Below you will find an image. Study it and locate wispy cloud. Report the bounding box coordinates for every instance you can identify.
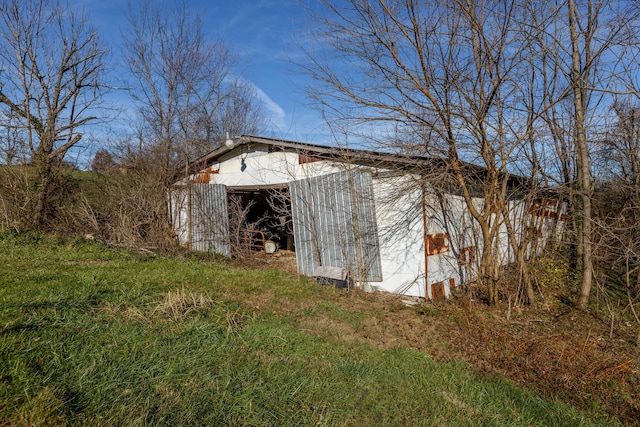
[251,83,287,131]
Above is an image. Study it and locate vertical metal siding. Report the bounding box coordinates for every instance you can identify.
[190,184,230,256]
[170,184,230,256]
[353,169,383,281]
[292,174,317,276]
[290,169,382,281]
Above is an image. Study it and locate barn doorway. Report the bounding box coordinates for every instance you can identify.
[227,185,294,256]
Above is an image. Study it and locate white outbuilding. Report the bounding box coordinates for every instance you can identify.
[170,135,565,299]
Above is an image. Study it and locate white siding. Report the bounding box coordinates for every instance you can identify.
[205,146,344,187]
[372,174,427,296]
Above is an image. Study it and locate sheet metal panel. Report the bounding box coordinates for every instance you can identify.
[191,184,230,255]
[170,184,230,256]
[290,169,382,281]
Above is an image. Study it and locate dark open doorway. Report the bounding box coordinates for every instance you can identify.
[227,186,294,256]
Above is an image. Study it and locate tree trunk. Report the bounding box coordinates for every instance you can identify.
[479,224,499,306]
[32,155,53,229]
[568,0,593,310]
[502,200,535,305]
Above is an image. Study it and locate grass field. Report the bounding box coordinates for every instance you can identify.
[0,232,618,426]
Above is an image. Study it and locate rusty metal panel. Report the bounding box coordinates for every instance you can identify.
[425,232,449,256]
[289,169,382,281]
[431,281,445,300]
[170,184,230,256]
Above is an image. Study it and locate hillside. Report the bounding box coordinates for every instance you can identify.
[0,232,637,426]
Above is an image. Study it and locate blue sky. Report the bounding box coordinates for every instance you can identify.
[79,0,328,143]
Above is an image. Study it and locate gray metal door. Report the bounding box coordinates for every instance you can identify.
[170,184,230,256]
[289,169,382,281]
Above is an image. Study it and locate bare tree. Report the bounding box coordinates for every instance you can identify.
[0,0,108,228]
[301,0,640,306]
[116,0,265,248]
[568,0,595,309]
[122,0,264,187]
[528,0,640,308]
[301,0,545,304]
[594,100,640,299]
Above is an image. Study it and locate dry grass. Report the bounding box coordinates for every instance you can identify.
[94,289,216,323]
[152,288,215,320]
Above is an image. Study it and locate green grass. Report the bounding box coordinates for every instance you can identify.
[0,232,616,426]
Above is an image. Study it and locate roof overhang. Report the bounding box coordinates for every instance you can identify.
[182,134,532,193]
[188,135,441,174]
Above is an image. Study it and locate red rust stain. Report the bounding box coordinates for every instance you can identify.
[426,233,449,256]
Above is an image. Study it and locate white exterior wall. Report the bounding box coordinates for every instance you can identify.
[203,145,344,186]
[425,193,477,298]
[372,174,427,297]
[370,176,487,299]
[169,190,189,245]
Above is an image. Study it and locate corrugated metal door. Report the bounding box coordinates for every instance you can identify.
[190,184,230,255]
[170,184,230,256]
[289,169,382,281]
